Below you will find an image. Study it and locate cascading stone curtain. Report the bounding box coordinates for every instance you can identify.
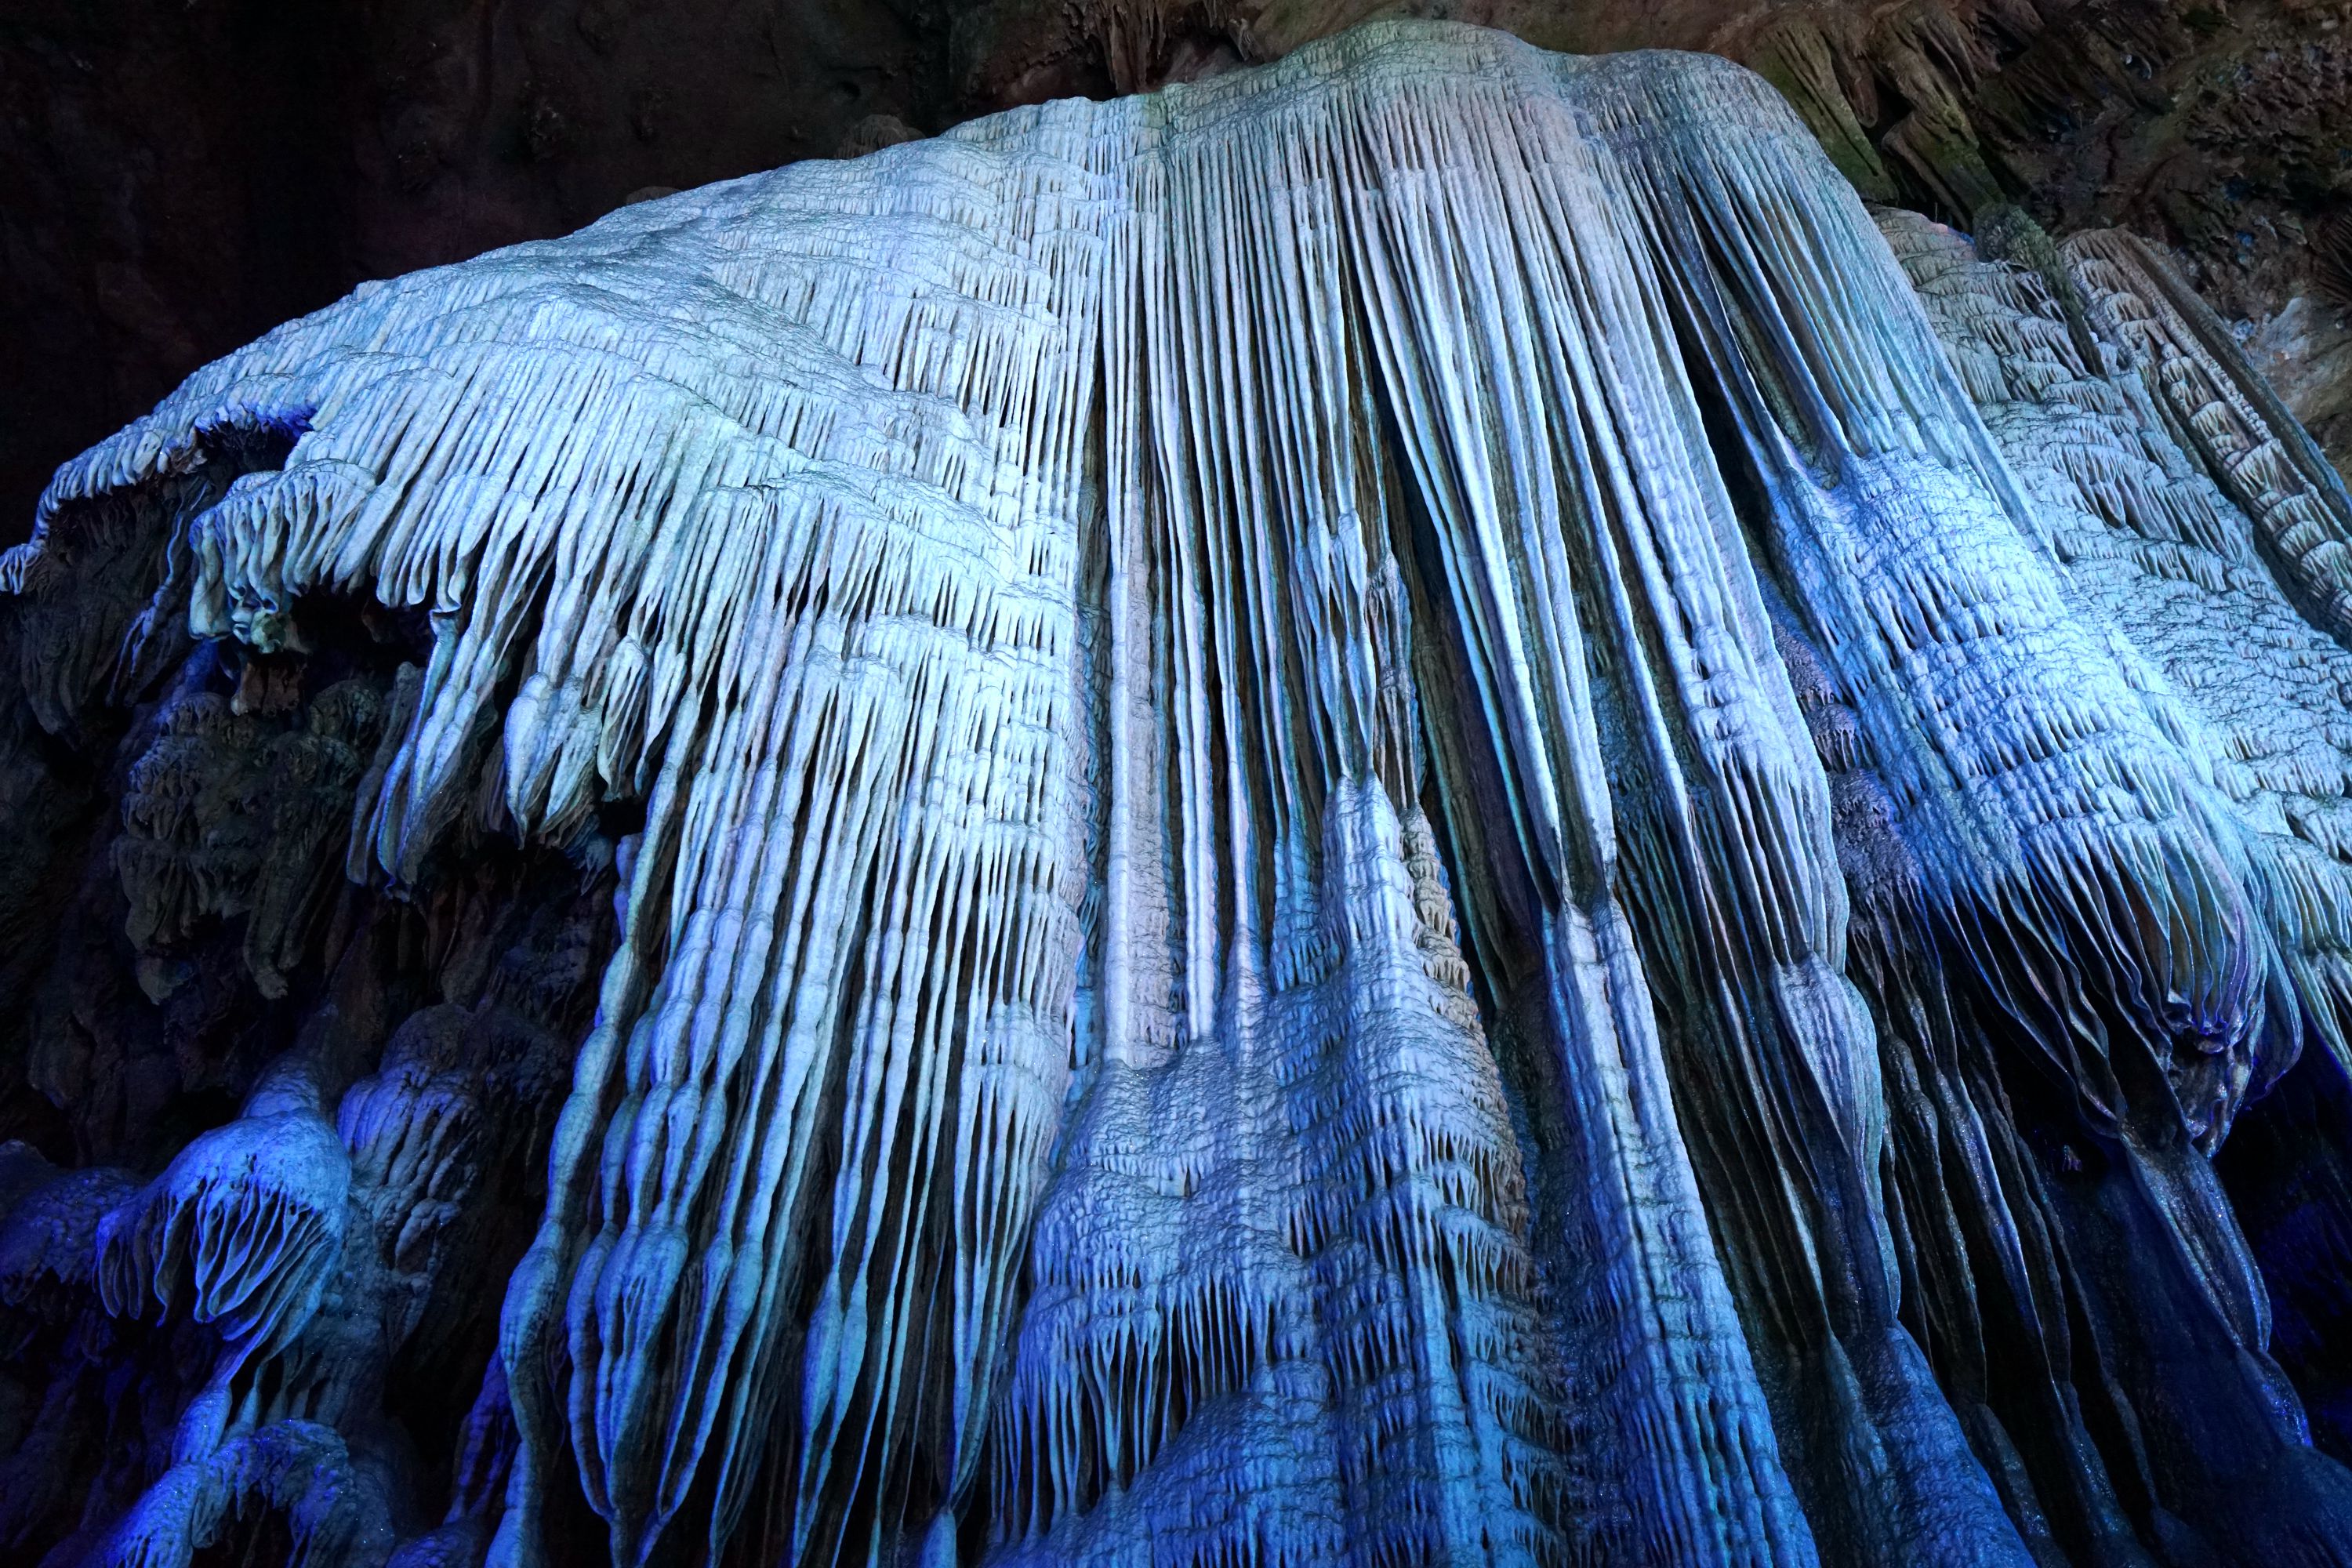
[8,19,2352,1568]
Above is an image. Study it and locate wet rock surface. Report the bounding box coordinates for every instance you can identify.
[6,21,2352,1566]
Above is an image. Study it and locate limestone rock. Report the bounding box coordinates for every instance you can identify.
[2,20,2352,1568]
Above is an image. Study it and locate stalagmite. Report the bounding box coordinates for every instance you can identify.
[3,16,2352,1568]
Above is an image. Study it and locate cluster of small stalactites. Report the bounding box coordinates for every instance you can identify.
[1886,205,2352,1134]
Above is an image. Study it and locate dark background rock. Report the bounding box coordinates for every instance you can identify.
[0,0,953,542]
[5,0,2347,540]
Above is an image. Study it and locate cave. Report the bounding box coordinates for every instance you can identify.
[2,5,2351,1567]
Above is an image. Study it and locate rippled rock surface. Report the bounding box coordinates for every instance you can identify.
[3,20,2352,1568]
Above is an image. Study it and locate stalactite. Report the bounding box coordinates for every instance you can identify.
[3,18,2352,1568]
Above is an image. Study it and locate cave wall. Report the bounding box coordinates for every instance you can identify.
[6,0,2348,544]
[5,7,2352,1568]
[6,20,2352,1565]
[0,0,949,545]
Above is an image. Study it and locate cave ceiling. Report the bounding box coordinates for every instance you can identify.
[3,0,2347,538]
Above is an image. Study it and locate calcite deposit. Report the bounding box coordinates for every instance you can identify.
[2,20,2351,1568]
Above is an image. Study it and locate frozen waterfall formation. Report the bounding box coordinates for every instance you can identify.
[5,18,2352,1568]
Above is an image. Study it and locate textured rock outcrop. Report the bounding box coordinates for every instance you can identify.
[3,19,2352,1568]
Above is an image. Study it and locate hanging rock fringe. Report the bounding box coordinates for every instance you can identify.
[9,18,2352,1568]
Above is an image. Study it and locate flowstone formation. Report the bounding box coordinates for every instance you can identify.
[5,18,2352,1567]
